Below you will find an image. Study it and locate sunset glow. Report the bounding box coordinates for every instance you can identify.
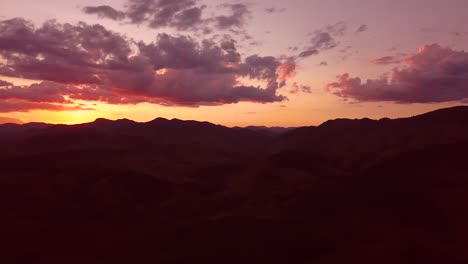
[0,0,467,126]
[3,2,468,261]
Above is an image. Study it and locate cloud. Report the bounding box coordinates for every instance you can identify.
[0,18,132,84]
[311,32,338,49]
[0,18,296,111]
[0,100,92,113]
[265,7,286,14]
[0,80,12,86]
[356,24,368,33]
[137,34,241,72]
[302,85,312,93]
[298,49,318,58]
[277,59,297,84]
[0,116,23,124]
[326,21,347,36]
[0,81,79,103]
[213,3,250,30]
[290,82,312,94]
[298,22,347,58]
[0,80,96,112]
[83,5,126,20]
[326,44,468,103]
[319,61,328,66]
[82,0,250,32]
[126,0,199,26]
[106,0,205,30]
[371,56,402,65]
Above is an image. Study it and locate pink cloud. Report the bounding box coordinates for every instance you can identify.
[0,18,299,112]
[371,56,402,65]
[327,44,468,103]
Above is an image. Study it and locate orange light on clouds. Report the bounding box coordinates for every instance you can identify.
[225,63,237,68]
[277,61,296,81]
[0,75,41,86]
[418,46,426,53]
[155,68,169,75]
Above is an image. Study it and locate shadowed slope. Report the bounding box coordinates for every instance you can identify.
[1,106,468,263]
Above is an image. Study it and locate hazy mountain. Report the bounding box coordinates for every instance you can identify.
[2,106,468,263]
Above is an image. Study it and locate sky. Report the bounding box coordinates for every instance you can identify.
[1,0,468,126]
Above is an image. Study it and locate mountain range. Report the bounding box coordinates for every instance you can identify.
[2,106,468,263]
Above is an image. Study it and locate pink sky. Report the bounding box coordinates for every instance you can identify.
[1,0,468,126]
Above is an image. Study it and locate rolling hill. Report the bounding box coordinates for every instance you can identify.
[1,106,468,263]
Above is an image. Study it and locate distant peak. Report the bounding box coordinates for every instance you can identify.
[115,118,136,124]
[319,117,376,128]
[416,105,468,117]
[148,117,169,123]
[93,118,112,123]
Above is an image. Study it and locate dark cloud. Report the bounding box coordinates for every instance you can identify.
[319,61,328,66]
[302,85,312,93]
[214,3,250,30]
[371,56,402,65]
[311,32,338,50]
[170,6,206,30]
[329,22,347,35]
[290,82,312,94]
[0,18,132,84]
[0,81,99,112]
[238,55,288,91]
[356,24,368,33]
[116,0,204,30]
[327,44,468,103]
[265,7,286,14]
[0,80,13,87]
[0,18,296,111]
[249,41,261,46]
[83,0,250,32]
[0,81,78,103]
[298,22,347,58]
[83,5,126,20]
[137,34,241,72]
[298,49,318,58]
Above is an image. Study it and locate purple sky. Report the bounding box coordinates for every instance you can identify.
[1,0,468,126]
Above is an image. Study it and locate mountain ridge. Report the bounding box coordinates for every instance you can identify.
[2,105,468,263]
[2,105,467,131]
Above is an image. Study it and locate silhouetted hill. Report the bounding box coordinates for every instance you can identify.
[244,125,295,136]
[2,106,468,263]
[0,117,266,165]
[271,105,468,171]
